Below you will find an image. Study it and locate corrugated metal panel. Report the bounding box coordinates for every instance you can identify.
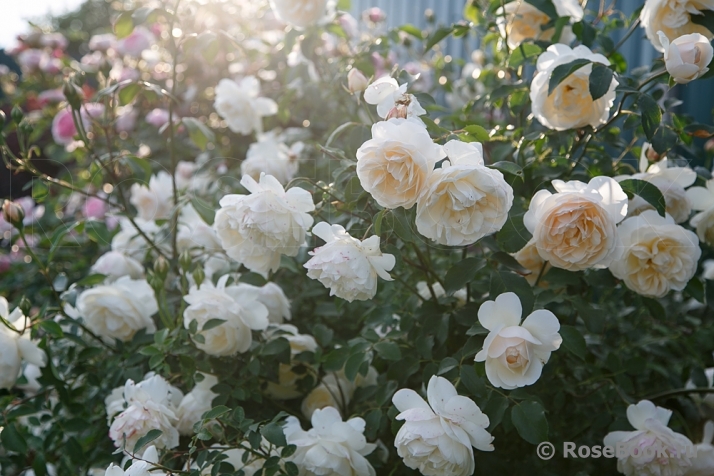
[350,0,713,123]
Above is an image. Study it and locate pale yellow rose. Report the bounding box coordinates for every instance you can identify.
[512,240,551,286]
[687,177,714,245]
[497,0,584,49]
[641,0,714,52]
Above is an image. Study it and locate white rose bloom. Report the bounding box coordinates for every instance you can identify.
[263,324,318,399]
[176,374,219,436]
[475,292,562,389]
[129,171,174,221]
[363,76,427,120]
[0,298,47,390]
[618,146,696,224]
[214,173,315,277]
[687,176,714,245]
[269,0,334,29]
[284,406,377,476]
[183,275,269,356]
[531,44,619,130]
[415,140,514,246]
[659,31,714,83]
[393,376,494,476]
[496,0,584,49]
[103,446,165,476]
[356,119,445,209]
[687,421,714,476]
[512,240,551,286]
[641,0,714,52]
[254,282,291,323]
[304,222,396,302]
[604,400,694,476]
[214,77,277,135]
[91,251,144,282]
[193,444,272,476]
[524,176,628,271]
[704,261,714,280]
[348,68,369,94]
[75,276,158,342]
[241,131,302,185]
[108,375,182,450]
[416,281,468,306]
[111,218,167,260]
[610,210,701,298]
[302,367,378,419]
[177,204,222,254]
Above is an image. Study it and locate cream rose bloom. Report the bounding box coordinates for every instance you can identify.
[183,275,269,356]
[524,176,629,271]
[301,367,378,419]
[416,281,468,306]
[687,175,714,245]
[240,282,292,324]
[659,31,714,83]
[111,218,167,260]
[531,44,619,130]
[687,421,714,476]
[363,76,426,120]
[641,0,714,52]
[0,298,47,390]
[269,0,334,29]
[475,292,562,389]
[415,140,513,246]
[214,173,315,277]
[618,145,696,224]
[176,374,218,436]
[609,210,701,298]
[357,118,444,209]
[604,400,694,476]
[263,324,318,400]
[512,240,551,286]
[304,222,395,302]
[103,446,164,476]
[193,444,273,476]
[393,376,494,476]
[108,375,182,450]
[284,406,377,476]
[75,276,158,342]
[129,171,174,221]
[241,131,302,185]
[176,204,222,255]
[214,77,277,135]
[496,0,584,49]
[90,251,144,282]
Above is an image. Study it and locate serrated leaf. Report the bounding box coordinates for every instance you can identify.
[202,318,226,331]
[636,94,662,141]
[508,43,543,68]
[40,320,64,338]
[525,0,558,18]
[589,63,614,101]
[114,12,134,39]
[511,401,549,444]
[118,83,141,105]
[463,124,490,142]
[497,212,531,253]
[444,258,483,295]
[460,366,487,400]
[374,341,402,361]
[133,429,162,453]
[560,325,587,360]
[1,423,27,453]
[548,59,591,95]
[399,24,423,39]
[182,117,215,151]
[489,161,523,177]
[202,405,230,420]
[437,357,459,375]
[618,178,666,217]
[262,337,290,356]
[261,422,287,447]
[344,352,368,381]
[425,26,454,52]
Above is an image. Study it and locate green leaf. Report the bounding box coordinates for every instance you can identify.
[525,0,558,18]
[131,7,155,25]
[75,274,107,287]
[262,337,291,356]
[437,357,459,375]
[344,352,368,381]
[425,26,454,52]
[463,125,491,142]
[40,320,64,338]
[460,365,487,400]
[190,196,215,225]
[118,83,141,106]
[133,429,162,453]
[489,161,523,177]
[497,212,531,253]
[508,43,543,68]
[589,63,614,101]
[182,117,215,151]
[125,156,153,182]
[32,181,49,202]
[202,405,230,420]
[560,325,587,360]
[114,12,134,39]
[1,423,27,453]
[691,9,714,34]
[489,271,534,318]
[484,393,509,430]
[444,258,483,295]
[618,178,666,217]
[572,20,597,47]
[374,341,402,361]
[202,318,226,331]
[391,209,415,242]
[548,59,591,95]
[399,24,424,39]
[636,94,662,141]
[511,401,549,444]
[261,422,287,447]
[684,278,705,303]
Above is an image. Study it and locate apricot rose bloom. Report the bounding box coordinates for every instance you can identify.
[496,0,584,49]
[640,0,714,52]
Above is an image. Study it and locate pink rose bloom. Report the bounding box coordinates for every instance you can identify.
[40,57,63,75]
[17,49,47,71]
[83,197,106,220]
[38,89,66,106]
[40,33,68,50]
[89,33,116,52]
[116,108,138,133]
[145,108,178,128]
[339,13,359,37]
[364,7,386,23]
[116,27,154,57]
[0,255,11,273]
[51,109,78,145]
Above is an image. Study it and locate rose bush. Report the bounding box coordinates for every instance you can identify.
[1,0,714,475]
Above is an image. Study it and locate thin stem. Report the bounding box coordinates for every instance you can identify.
[609,18,641,57]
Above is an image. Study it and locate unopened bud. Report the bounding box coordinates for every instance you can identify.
[2,200,24,229]
[62,81,83,110]
[347,68,369,94]
[154,255,169,279]
[0,110,6,130]
[179,250,192,272]
[365,7,386,23]
[192,266,205,288]
[11,106,23,124]
[19,122,33,136]
[18,296,32,318]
